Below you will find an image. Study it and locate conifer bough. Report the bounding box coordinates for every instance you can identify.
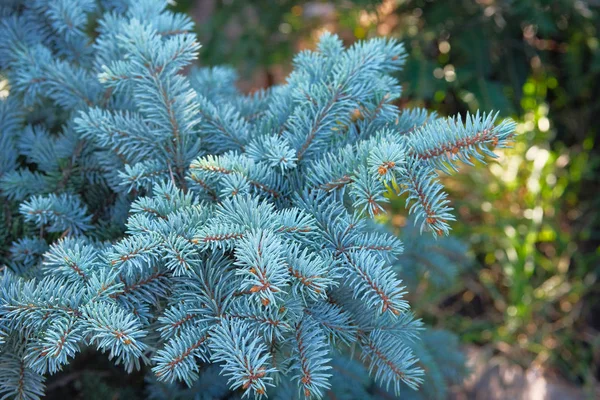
[0,0,516,399]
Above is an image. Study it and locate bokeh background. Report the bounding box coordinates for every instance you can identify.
[170,0,600,397]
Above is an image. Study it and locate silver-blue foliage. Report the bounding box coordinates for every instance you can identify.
[0,0,517,399]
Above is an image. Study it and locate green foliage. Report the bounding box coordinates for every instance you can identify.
[395,1,599,384]
[176,0,376,75]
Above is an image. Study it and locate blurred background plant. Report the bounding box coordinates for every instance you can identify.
[174,0,600,393]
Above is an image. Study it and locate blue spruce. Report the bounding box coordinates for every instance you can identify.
[0,0,516,399]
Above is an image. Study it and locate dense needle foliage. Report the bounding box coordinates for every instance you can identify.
[0,0,516,398]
